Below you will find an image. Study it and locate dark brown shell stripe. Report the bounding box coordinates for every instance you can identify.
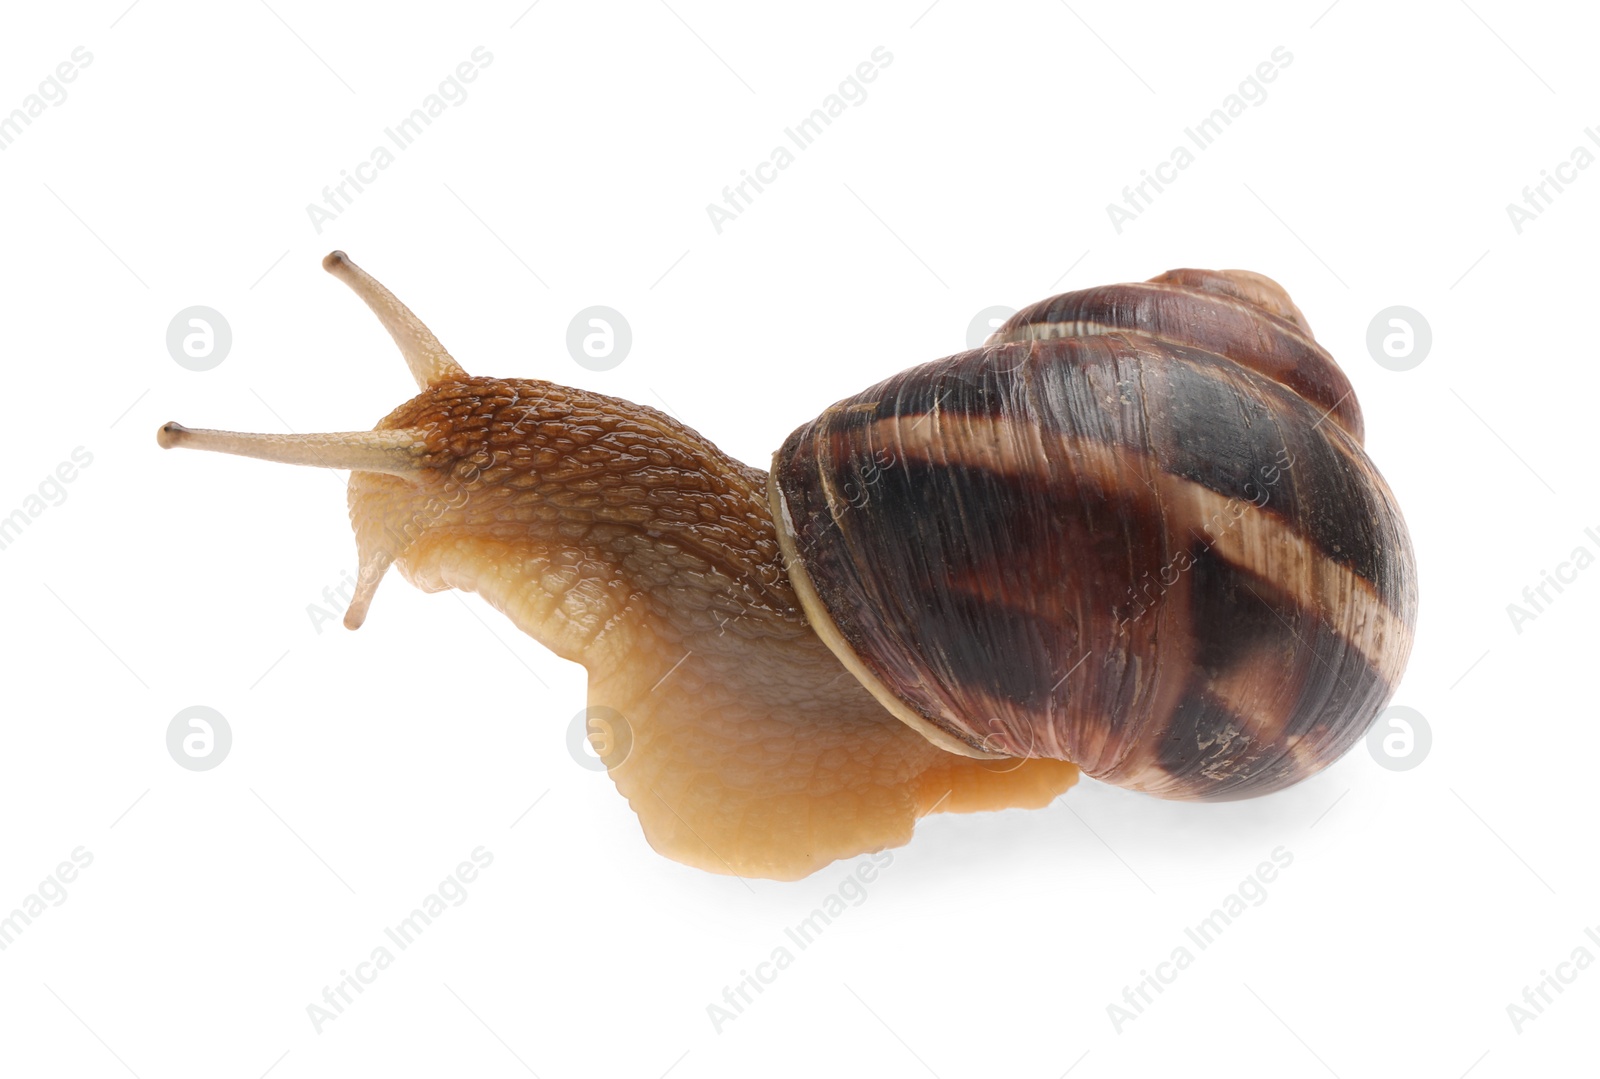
[989,275,1365,443]
[774,322,1417,800]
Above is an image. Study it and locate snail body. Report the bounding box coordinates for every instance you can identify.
[158,255,1415,880]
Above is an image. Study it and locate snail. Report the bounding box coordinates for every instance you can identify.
[157,253,1417,881]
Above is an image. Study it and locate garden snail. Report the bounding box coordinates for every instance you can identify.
[157,253,1416,881]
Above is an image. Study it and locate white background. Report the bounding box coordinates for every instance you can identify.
[1,1,1595,1076]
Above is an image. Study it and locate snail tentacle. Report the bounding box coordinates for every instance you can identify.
[322,249,467,390]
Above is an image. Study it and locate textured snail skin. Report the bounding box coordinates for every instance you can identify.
[772,269,1417,800]
[156,252,1077,882]
[352,376,1077,880]
[156,256,1414,879]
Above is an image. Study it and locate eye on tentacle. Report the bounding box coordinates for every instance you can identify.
[156,250,472,627]
[321,250,468,391]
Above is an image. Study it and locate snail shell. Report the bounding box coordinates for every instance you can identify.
[770,269,1417,799]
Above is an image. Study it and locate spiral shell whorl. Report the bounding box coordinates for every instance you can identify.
[773,270,1416,801]
[988,268,1363,443]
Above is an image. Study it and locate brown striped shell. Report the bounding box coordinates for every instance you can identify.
[768,269,1417,800]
